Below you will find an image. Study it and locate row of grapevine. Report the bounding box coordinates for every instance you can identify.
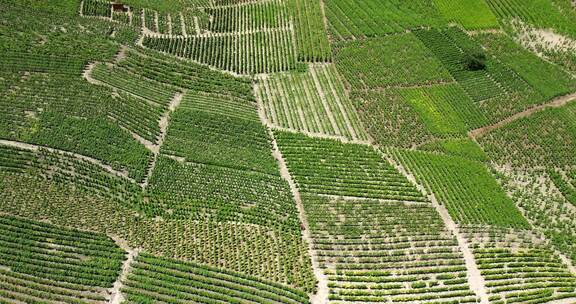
[108,92,164,143]
[502,169,576,267]
[413,28,505,102]
[390,84,489,137]
[287,0,331,62]
[432,0,499,30]
[161,105,278,174]
[205,0,290,33]
[478,102,576,170]
[389,148,530,228]
[0,144,141,203]
[1,52,85,75]
[178,91,258,122]
[91,62,177,108]
[461,226,576,303]
[256,64,368,141]
[143,29,296,74]
[303,194,480,303]
[122,253,310,303]
[548,169,576,207]
[81,0,111,18]
[117,48,254,100]
[1,170,316,292]
[0,71,152,182]
[275,131,425,201]
[485,0,576,38]
[145,156,301,232]
[477,32,576,100]
[323,0,444,41]
[334,33,453,90]
[0,215,125,303]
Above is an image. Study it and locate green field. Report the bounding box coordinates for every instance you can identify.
[2,0,576,302]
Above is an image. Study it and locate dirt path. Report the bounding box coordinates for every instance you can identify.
[83,62,101,85]
[469,92,576,139]
[109,235,139,304]
[270,134,329,304]
[256,92,329,303]
[0,139,133,182]
[141,91,184,188]
[383,152,490,304]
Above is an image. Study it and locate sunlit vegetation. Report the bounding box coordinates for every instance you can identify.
[0,215,125,303]
[122,253,311,303]
[304,194,479,303]
[256,64,368,141]
[389,148,529,228]
[276,131,424,201]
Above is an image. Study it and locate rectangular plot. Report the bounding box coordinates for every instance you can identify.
[276,131,424,201]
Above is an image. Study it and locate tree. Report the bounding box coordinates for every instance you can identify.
[463,51,487,71]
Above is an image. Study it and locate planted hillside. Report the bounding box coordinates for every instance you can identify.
[122,253,311,303]
[304,194,480,303]
[389,149,529,228]
[276,131,424,201]
[0,215,125,303]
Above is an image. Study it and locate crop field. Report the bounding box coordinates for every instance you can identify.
[256,64,367,141]
[3,0,576,303]
[323,0,444,41]
[334,33,453,90]
[276,131,425,201]
[0,215,125,303]
[304,194,480,303]
[122,253,311,303]
[461,226,576,303]
[390,149,529,228]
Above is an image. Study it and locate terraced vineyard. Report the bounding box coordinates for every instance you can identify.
[3,0,576,303]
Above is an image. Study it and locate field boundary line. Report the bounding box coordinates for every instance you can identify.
[469,91,576,139]
[141,91,184,188]
[256,87,329,304]
[382,149,490,304]
[109,235,140,304]
[0,139,134,182]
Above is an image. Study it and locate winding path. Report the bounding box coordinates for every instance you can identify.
[469,92,576,139]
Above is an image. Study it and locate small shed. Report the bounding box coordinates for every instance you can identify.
[112,2,128,12]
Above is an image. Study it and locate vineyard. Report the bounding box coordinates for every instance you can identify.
[256,64,368,141]
[303,194,480,303]
[3,0,576,303]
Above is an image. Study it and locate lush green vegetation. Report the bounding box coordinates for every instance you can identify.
[122,252,311,303]
[304,194,479,303]
[485,0,576,38]
[323,0,445,41]
[476,32,576,99]
[390,149,530,228]
[419,138,489,162]
[0,169,316,292]
[479,102,576,170]
[334,33,453,90]
[143,30,296,75]
[256,64,368,141]
[276,131,425,201]
[288,0,331,62]
[162,106,277,174]
[433,0,499,29]
[0,215,125,303]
